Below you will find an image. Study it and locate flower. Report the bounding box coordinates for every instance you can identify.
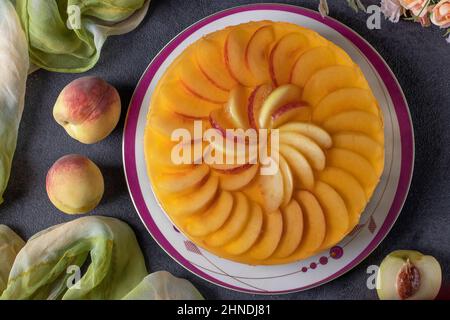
[399,0,429,17]
[430,0,450,28]
[318,0,329,18]
[381,0,404,22]
[418,13,432,26]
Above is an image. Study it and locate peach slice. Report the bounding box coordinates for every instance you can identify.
[314,181,349,250]
[248,84,273,129]
[279,155,294,207]
[225,86,251,129]
[312,88,379,123]
[149,109,198,138]
[271,102,311,128]
[159,81,220,118]
[224,202,263,255]
[209,108,236,138]
[246,25,276,83]
[273,200,304,258]
[195,37,237,90]
[323,111,384,145]
[158,165,210,194]
[333,132,384,175]
[327,42,355,66]
[270,32,309,86]
[278,122,332,149]
[248,210,283,261]
[279,132,326,170]
[258,84,302,129]
[326,148,379,197]
[318,167,367,230]
[178,56,228,103]
[291,46,336,88]
[302,66,368,106]
[294,191,326,256]
[205,192,250,247]
[279,144,314,190]
[225,28,258,86]
[169,175,219,216]
[219,164,259,191]
[255,165,284,212]
[185,190,233,236]
[376,250,442,300]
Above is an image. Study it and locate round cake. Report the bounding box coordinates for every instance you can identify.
[144,21,384,265]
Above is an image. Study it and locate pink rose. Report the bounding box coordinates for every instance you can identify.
[381,0,404,22]
[399,0,429,17]
[430,0,450,28]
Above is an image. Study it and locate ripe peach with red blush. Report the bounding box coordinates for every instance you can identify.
[53,76,121,144]
[46,154,104,214]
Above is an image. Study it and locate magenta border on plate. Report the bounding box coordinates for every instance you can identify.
[123,4,414,294]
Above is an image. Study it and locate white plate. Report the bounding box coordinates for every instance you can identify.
[123,4,414,294]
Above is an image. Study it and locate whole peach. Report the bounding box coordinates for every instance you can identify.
[53,76,121,144]
[46,154,104,214]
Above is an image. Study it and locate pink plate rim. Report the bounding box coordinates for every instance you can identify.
[122,3,414,294]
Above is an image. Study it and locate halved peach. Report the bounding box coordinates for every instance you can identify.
[224,202,263,255]
[333,132,384,175]
[376,250,442,300]
[280,132,326,170]
[326,148,379,197]
[314,181,349,250]
[248,210,283,260]
[218,164,259,191]
[258,84,302,128]
[248,84,273,129]
[195,37,237,90]
[246,25,276,83]
[158,164,210,193]
[270,32,309,86]
[312,88,379,123]
[291,46,336,88]
[302,65,368,106]
[225,28,258,86]
[294,190,326,256]
[322,110,384,144]
[273,200,304,258]
[318,167,367,230]
[278,122,332,149]
[205,192,250,247]
[271,103,311,128]
[279,144,314,190]
[185,190,233,236]
[279,155,294,206]
[169,175,219,216]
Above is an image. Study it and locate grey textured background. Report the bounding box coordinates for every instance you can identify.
[1,0,449,300]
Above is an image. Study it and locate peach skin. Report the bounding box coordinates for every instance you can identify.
[53,76,121,144]
[46,154,104,214]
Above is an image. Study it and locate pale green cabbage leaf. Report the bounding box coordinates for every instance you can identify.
[15,0,150,73]
[123,271,204,300]
[0,225,25,293]
[0,0,29,205]
[0,216,148,300]
[0,216,204,300]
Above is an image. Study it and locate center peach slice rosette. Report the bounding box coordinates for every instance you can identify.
[144,21,384,265]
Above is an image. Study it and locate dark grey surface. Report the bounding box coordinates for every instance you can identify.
[1,0,449,300]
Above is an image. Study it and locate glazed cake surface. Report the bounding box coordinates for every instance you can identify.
[144,21,385,265]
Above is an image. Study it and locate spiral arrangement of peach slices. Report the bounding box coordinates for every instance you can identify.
[144,21,385,265]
